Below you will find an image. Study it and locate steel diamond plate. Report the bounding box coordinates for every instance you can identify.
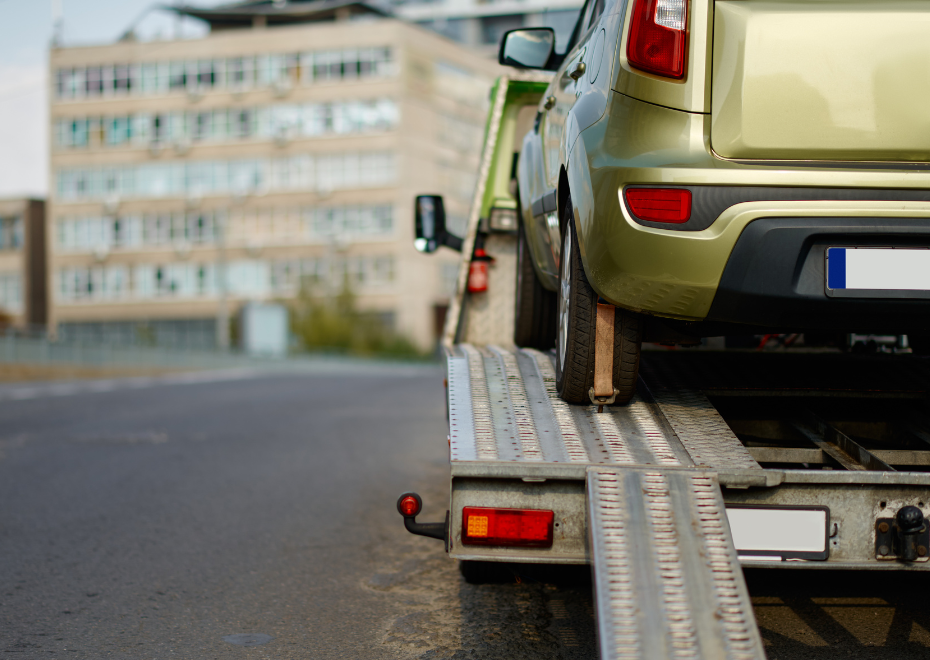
[588,468,765,660]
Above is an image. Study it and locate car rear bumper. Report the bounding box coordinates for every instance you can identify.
[705,217,930,333]
[581,194,930,328]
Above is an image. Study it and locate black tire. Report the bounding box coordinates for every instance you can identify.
[555,196,643,405]
[514,219,557,349]
[909,334,930,355]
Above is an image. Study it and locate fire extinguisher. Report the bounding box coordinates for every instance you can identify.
[468,248,494,293]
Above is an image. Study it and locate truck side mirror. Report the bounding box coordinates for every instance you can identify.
[415,195,462,253]
[499,28,556,70]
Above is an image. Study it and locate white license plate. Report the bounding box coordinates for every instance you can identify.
[827,247,930,292]
[726,506,829,561]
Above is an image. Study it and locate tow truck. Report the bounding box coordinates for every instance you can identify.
[398,75,930,660]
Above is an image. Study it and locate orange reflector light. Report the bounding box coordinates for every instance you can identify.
[399,495,420,517]
[461,507,554,547]
[624,187,692,223]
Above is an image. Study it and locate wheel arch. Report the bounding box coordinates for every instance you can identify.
[557,166,571,235]
[560,135,596,275]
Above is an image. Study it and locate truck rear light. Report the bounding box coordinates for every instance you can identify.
[624,187,691,223]
[627,0,689,79]
[461,507,554,547]
[399,495,421,517]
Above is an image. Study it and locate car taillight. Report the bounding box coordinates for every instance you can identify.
[625,188,692,223]
[627,0,689,79]
[461,507,554,547]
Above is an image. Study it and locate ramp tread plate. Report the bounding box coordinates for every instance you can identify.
[448,344,759,470]
[588,467,765,660]
[640,358,762,470]
[648,388,760,470]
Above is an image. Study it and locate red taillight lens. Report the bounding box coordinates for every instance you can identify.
[627,0,688,79]
[399,495,420,517]
[625,188,692,223]
[461,507,554,547]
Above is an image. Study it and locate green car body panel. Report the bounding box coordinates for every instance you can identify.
[517,0,930,334]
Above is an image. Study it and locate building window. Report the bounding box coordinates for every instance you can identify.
[56,152,395,201]
[197,59,218,88]
[192,112,211,141]
[58,98,398,150]
[227,56,256,87]
[55,47,395,99]
[140,63,165,94]
[280,255,395,294]
[308,51,333,82]
[233,109,253,138]
[358,47,393,78]
[0,216,23,250]
[113,64,133,93]
[169,62,188,91]
[57,213,218,251]
[307,204,393,241]
[57,266,127,302]
[55,119,90,148]
[0,272,22,313]
[106,116,132,146]
[85,66,104,96]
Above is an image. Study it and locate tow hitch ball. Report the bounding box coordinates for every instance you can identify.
[875,506,929,561]
[397,492,449,551]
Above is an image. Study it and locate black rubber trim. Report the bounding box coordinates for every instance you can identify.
[705,217,930,333]
[622,185,930,232]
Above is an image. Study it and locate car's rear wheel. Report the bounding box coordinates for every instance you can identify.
[555,196,642,405]
[514,219,557,349]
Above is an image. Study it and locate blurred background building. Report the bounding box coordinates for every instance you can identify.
[392,0,580,52]
[0,197,47,330]
[48,1,506,351]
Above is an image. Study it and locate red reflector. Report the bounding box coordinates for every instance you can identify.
[461,507,554,547]
[625,188,692,223]
[399,496,420,517]
[627,0,689,79]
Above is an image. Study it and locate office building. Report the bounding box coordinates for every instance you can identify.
[49,4,500,350]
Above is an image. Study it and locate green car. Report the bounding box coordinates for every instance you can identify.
[501,0,930,404]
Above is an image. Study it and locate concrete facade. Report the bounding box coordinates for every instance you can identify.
[0,198,47,328]
[48,18,501,350]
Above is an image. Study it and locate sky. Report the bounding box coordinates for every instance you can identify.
[0,1,211,199]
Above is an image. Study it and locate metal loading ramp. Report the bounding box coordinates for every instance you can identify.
[587,467,765,660]
[447,343,761,472]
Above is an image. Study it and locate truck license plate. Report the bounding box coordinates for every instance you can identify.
[726,506,830,561]
[827,247,930,293]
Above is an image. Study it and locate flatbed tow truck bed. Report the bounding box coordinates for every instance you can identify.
[444,345,930,659]
[401,76,930,660]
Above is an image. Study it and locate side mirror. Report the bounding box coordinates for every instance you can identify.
[499,28,556,70]
[415,195,462,253]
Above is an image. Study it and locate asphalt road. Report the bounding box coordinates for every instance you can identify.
[0,363,928,659]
